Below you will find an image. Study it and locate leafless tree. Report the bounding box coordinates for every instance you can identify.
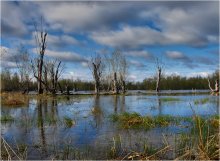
[119,53,128,93]
[33,18,47,94]
[89,55,104,94]
[48,60,64,94]
[208,78,219,94]
[14,45,32,93]
[155,58,163,93]
[42,60,64,94]
[106,50,128,94]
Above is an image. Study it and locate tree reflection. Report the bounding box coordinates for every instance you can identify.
[36,98,47,157]
[91,95,103,129]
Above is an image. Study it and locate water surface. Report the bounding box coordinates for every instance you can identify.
[1,91,219,159]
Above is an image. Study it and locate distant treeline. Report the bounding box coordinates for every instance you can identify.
[1,69,219,92]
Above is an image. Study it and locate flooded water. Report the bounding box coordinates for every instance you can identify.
[1,91,219,159]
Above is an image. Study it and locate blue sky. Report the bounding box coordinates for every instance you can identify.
[1,1,219,82]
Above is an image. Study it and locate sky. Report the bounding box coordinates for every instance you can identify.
[1,1,219,82]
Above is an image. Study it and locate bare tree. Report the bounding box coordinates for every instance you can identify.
[14,45,32,94]
[155,58,163,93]
[48,60,64,94]
[89,55,104,94]
[119,53,128,93]
[42,60,64,94]
[208,78,219,94]
[108,50,128,94]
[33,18,47,94]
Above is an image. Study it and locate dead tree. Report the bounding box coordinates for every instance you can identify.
[113,72,119,94]
[42,60,64,94]
[48,60,63,94]
[89,55,104,94]
[208,79,219,93]
[14,45,32,94]
[33,18,47,94]
[155,58,163,93]
[119,53,127,93]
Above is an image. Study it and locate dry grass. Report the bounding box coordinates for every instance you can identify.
[1,92,28,106]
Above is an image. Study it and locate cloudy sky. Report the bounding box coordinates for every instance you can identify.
[1,1,219,81]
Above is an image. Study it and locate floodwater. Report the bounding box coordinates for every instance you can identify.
[1,91,219,159]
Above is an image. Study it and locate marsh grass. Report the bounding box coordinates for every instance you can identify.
[175,114,219,160]
[194,97,210,105]
[110,112,182,130]
[1,115,14,122]
[1,136,27,160]
[63,116,75,128]
[1,92,28,106]
[159,97,180,102]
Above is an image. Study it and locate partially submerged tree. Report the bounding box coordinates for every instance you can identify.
[208,79,219,94]
[48,60,64,94]
[155,58,163,93]
[105,50,128,94]
[119,53,128,93]
[33,18,47,94]
[89,55,104,94]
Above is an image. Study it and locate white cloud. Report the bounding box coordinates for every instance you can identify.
[47,34,79,47]
[187,72,210,78]
[126,50,153,59]
[0,46,17,68]
[129,60,146,68]
[45,50,87,63]
[165,51,188,60]
[91,26,164,48]
[31,48,87,63]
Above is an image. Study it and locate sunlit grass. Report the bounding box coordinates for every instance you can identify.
[159,97,180,102]
[194,98,210,105]
[1,92,28,106]
[110,112,182,130]
[63,116,75,128]
[1,115,14,122]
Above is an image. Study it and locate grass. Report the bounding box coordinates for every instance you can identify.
[194,98,210,105]
[1,115,14,122]
[1,92,28,106]
[110,112,182,130]
[159,97,180,102]
[63,116,75,128]
[176,115,219,160]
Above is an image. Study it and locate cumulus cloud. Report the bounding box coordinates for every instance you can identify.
[188,72,210,78]
[45,50,87,63]
[165,51,189,60]
[37,2,140,33]
[31,48,87,63]
[0,46,17,68]
[129,60,146,68]
[126,50,153,60]
[1,2,39,37]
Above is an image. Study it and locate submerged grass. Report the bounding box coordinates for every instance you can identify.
[1,115,14,122]
[110,112,182,130]
[194,98,210,105]
[63,116,75,128]
[159,97,180,102]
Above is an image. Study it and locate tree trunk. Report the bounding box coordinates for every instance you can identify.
[208,79,219,93]
[156,69,161,93]
[122,80,126,94]
[113,72,119,94]
[95,81,100,94]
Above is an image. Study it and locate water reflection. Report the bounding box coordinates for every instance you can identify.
[91,95,103,129]
[1,94,219,159]
[37,98,47,156]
